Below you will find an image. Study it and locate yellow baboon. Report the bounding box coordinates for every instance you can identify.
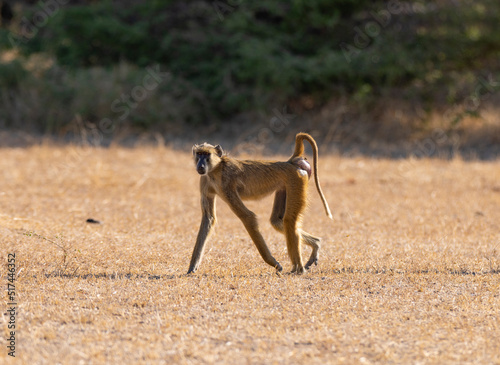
[188,132,332,274]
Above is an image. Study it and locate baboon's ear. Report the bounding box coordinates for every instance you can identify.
[215,145,224,157]
[192,145,198,156]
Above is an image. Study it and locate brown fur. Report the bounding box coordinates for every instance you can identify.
[188,132,332,274]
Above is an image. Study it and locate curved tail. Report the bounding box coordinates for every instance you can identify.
[291,133,333,219]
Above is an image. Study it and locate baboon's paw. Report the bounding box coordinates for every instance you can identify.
[291,265,306,275]
[304,258,318,270]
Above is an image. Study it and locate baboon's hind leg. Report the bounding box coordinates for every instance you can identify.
[270,189,286,231]
[301,231,321,269]
[270,189,321,270]
[282,180,308,274]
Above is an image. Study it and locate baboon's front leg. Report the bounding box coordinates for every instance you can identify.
[224,192,283,272]
[270,190,321,270]
[188,195,216,274]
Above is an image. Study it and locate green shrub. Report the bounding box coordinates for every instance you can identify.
[2,0,499,131]
[0,60,27,88]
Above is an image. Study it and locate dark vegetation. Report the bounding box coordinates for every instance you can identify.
[0,0,499,155]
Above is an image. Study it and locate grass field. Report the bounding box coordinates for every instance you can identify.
[1,143,499,364]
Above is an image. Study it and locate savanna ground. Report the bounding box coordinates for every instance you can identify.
[1,141,499,364]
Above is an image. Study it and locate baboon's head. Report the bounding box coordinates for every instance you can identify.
[192,143,224,175]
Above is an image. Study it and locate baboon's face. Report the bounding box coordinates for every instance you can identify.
[192,143,224,175]
[194,150,211,175]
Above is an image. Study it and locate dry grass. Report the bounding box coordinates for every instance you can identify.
[1,143,499,364]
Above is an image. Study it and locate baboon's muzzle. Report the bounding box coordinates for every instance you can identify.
[196,161,207,175]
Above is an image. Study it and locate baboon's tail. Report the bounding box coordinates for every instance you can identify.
[292,133,333,219]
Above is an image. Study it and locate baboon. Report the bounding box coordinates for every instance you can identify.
[188,132,332,274]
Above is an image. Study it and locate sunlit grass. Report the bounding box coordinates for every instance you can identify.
[1,144,499,364]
